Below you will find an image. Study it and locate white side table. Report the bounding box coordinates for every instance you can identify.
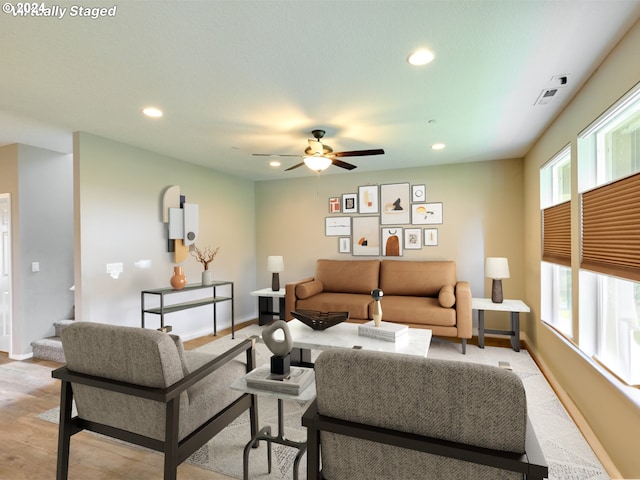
[250,288,285,326]
[231,366,316,480]
[472,298,530,352]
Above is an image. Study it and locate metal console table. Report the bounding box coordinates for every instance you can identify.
[141,281,235,338]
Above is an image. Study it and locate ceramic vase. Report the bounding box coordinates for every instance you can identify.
[372,300,382,327]
[170,265,187,290]
[202,269,213,286]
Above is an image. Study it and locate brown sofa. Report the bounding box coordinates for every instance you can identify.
[285,259,472,353]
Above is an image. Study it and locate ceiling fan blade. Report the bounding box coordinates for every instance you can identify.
[285,162,306,171]
[331,159,358,170]
[252,153,302,157]
[308,139,324,155]
[333,148,385,158]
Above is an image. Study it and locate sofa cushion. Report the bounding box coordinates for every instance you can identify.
[296,280,323,299]
[380,260,456,297]
[438,285,456,308]
[378,296,456,326]
[315,259,380,294]
[297,292,372,320]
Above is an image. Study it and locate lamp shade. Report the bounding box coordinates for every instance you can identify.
[267,256,284,273]
[485,257,510,279]
[303,155,332,172]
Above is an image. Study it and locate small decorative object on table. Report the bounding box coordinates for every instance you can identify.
[358,321,408,342]
[262,320,294,376]
[291,309,349,330]
[170,265,187,290]
[371,288,384,327]
[267,255,285,291]
[191,244,220,286]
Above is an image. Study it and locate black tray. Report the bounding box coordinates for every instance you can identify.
[291,310,349,331]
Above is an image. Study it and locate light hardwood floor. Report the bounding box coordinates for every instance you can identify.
[0,325,249,480]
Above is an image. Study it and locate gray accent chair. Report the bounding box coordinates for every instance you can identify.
[302,349,548,480]
[52,321,258,480]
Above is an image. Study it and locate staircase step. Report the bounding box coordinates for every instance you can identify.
[31,336,66,363]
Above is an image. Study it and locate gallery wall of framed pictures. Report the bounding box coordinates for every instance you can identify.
[326,182,443,256]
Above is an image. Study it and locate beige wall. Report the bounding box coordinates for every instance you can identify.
[255,158,525,333]
[524,18,640,478]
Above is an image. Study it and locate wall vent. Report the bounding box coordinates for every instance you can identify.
[535,88,559,106]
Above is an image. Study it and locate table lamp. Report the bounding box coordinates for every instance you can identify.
[485,257,510,303]
[267,255,284,291]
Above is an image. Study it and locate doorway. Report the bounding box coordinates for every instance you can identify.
[0,194,11,353]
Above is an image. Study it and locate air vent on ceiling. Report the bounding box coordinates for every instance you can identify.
[535,88,558,106]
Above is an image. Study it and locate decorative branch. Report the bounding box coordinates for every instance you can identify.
[190,244,220,270]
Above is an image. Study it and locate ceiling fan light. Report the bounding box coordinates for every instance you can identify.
[303,155,332,172]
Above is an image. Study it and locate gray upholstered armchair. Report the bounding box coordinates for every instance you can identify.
[302,349,548,480]
[52,322,258,480]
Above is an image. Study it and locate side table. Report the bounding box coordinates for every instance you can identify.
[472,298,530,352]
[249,288,285,326]
[230,366,316,480]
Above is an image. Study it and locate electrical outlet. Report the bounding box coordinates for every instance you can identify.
[31,262,40,272]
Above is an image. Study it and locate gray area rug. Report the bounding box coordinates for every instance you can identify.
[39,325,610,479]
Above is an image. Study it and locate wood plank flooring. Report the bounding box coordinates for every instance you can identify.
[0,324,250,480]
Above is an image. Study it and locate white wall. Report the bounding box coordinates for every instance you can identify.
[74,132,256,339]
[0,144,73,357]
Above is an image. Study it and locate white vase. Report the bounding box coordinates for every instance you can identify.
[202,269,213,286]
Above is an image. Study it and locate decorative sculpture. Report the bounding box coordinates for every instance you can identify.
[371,288,384,327]
[262,320,294,376]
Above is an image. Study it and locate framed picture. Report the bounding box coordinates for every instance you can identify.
[382,228,403,256]
[412,202,443,225]
[412,184,426,202]
[358,185,379,214]
[424,228,438,246]
[380,183,410,224]
[329,197,341,213]
[338,237,351,253]
[325,216,351,236]
[352,216,380,256]
[342,193,358,213]
[404,228,422,249]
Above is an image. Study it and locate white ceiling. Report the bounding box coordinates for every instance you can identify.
[1,0,639,181]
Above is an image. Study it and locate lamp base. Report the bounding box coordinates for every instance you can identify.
[271,272,280,291]
[491,279,504,303]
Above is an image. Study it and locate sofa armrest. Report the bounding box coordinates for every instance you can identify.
[455,281,472,339]
[285,277,315,320]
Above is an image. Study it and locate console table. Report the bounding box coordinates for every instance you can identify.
[249,288,285,325]
[472,298,530,352]
[141,281,235,338]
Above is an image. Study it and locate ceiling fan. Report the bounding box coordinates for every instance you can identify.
[252,129,385,172]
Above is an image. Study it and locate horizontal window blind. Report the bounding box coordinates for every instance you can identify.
[542,200,571,266]
[581,171,640,282]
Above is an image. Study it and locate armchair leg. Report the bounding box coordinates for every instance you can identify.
[461,338,467,354]
[164,397,180,480]
[56,381,74,480]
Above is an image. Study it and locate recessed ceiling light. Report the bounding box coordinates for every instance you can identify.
[269,160,281,167]
[407,49,434,66]
[142,107,163,118]
[431,143,446,150]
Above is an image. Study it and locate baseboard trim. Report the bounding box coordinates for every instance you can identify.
[523,336,622,479]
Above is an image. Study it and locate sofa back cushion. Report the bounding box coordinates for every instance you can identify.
[315,259,380,294]
[380,260,456,297]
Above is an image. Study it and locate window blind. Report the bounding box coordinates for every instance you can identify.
[581,171,640,282]
[542,200,571,266]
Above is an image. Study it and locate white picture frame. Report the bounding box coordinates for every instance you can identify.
[412,202,443,225]
[352,216,380,256]
[404,228,422,249]
[412,184,426,202]
[358,185,379,214]
[339,237,351,253]
[380,183,410,225]
[342,193,358,213]
[382,227,403,256]
[424,228,438,246]
[325,216,351,236]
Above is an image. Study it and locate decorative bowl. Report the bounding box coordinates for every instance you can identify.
[291,310,349,331]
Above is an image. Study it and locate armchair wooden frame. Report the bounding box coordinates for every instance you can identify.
[302,400,548,480]
[52,337,259,480]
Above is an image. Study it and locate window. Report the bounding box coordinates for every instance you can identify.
[540,147,572,337]
[577,82,640,386]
